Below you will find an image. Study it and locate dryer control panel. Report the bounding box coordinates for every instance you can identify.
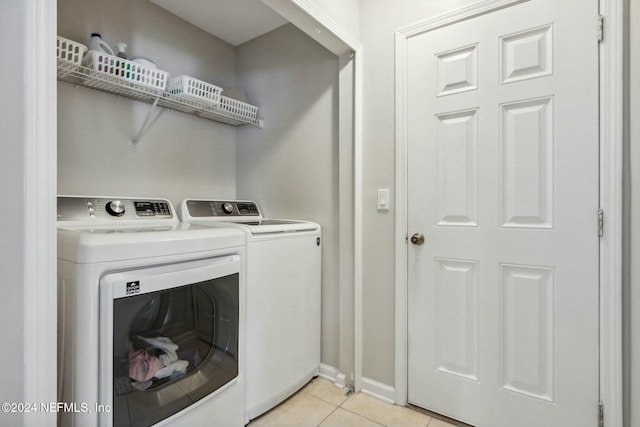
[57,196,174,221]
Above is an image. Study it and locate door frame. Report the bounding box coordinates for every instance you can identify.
[394,1,624,426]
[18,0,58,425]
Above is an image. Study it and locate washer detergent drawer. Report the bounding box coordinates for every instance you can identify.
[99,256,240,427]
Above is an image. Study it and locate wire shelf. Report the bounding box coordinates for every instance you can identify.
[57,62,261,128]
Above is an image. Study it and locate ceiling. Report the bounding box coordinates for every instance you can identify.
[151,0,288,47]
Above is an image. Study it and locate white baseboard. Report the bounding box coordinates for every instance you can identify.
[318,363,346,388]
[360,377,396,404]
[335,372,347,388]
[318,365,396,405]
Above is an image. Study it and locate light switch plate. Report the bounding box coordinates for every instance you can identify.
[377,189,390,210]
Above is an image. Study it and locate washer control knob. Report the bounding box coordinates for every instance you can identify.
[222,202,234,214]
[106,200,126,217]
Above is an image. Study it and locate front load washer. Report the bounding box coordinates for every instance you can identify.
[178,199,321,422]
[57,196,246,427]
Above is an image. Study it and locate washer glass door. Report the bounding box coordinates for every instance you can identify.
[99,256,240,427]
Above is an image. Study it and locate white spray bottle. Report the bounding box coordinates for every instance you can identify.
[115,42,127,59]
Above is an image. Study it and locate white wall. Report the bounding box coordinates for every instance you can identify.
[58,0,239,207]
[359,0,481,386]
[235,24,341,369]
[0,1,27,423]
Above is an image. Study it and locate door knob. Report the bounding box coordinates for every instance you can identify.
[410,233,425,245]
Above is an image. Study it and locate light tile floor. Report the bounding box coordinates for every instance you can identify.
[248,377,458,427]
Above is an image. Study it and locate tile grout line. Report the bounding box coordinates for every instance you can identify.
[303,392,351,408]
[337,406,388,427]
[306,379,435,427]
[267,378,441,427]
[311,388,354,426]
[337,392,435,427]
[313,388,390,427]
[314,404,341,427]
[299,383,352,427]
[338,392,386,426]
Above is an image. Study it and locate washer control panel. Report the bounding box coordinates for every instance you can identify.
[184,200,261,219]
[57,196,173,221]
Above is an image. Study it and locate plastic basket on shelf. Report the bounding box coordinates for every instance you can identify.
[218,96,259,124]
[56,36,87,78]
[166,75,223,107]
[82,51,169,93]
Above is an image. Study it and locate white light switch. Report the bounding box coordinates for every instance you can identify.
[377,189,390,210]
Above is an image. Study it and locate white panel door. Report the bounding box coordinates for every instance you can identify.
[406,1,600,426]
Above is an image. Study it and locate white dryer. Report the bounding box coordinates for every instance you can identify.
[179,199,321,422]
[57,196,246,427]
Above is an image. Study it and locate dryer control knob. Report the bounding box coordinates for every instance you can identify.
[106,200,126,217]
[222,202,234,214]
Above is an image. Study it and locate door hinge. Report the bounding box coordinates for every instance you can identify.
[598,209,604,237]
[598,15,604,43]
[599,401,604,427]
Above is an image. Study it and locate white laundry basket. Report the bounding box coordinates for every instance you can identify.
[83,50,169,94]
[218,96,259,124]
[56,36,87,78]
[166,75,223,107]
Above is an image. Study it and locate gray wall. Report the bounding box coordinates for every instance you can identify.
[58,0,237,86]
[236,24,341,369]
[58,0,238,207]
[0,1,27,423]
[359,0,481,386]
[58,0,344,376]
